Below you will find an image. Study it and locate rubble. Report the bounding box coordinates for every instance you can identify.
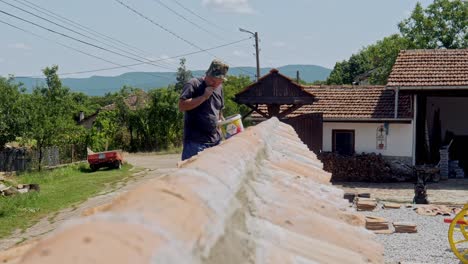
[414,205,453,216]
[0,182,39,196]
[393,222,417,233]
[356,197,378,211]
[365,216,392,234]
[383,202,402,209]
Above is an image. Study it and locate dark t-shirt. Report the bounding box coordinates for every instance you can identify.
[180,77,224,144]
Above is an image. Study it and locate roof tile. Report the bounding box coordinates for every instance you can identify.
[387,49,468,88]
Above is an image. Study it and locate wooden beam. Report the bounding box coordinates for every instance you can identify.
[277,104,304,119]
[236,97,315,105]
[267,104,280,117]
[242,108,255,120]
[246,104,269,119]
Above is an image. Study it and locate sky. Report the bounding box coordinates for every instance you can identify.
[0,0,434,78]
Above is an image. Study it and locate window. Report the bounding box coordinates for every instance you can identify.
[332,130,355,156]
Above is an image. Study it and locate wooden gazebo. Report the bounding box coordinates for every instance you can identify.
[235,69,323,153]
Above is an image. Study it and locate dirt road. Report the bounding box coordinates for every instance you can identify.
[0,153,180,251]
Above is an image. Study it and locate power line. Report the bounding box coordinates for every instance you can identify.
[114,0,256,76]
[0,0,176,71]
[0,9,181,76]
[149,0,227,41]
[16,0,148,56]
[0,18,171,80]
[33,37,253,77]
[170,0,230,33]
[115,0,207,52]
[12,0,179,69]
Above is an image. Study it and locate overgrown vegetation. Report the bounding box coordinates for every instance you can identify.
[0,163,135,238]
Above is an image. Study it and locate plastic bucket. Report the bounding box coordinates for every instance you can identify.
[218,114,244,139]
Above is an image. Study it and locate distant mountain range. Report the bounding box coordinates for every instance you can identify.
[13,65,331,96]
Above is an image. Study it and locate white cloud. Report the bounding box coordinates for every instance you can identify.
[203,0,254,14]
[272,41,286,48]
[8,43,32,50]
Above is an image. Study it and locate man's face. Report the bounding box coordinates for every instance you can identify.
[205,76,224,88]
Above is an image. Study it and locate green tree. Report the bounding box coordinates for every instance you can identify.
[326,35,411,85]
[174,58,193,92]
[24,65,78,170]
[399,0,468,49]
[222,75,253,117]
[147,88,184,150]
[88,110,120,152]
[0,76,26,149]
[366,35,412,84]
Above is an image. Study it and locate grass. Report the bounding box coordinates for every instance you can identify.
[0,163,136,239]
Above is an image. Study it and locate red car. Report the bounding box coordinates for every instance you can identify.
[87,151,123,171]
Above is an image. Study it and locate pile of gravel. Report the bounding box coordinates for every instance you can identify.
[357,206,459,264]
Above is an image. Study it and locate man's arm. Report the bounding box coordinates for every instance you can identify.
[178,96,207,112]
[219,110,224,121]
[178,86,215,112]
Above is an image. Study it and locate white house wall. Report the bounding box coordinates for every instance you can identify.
[322,122,413,157]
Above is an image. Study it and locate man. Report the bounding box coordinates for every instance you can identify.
[178,59,229,160]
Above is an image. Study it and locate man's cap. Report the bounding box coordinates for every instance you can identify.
[206,59,229,80]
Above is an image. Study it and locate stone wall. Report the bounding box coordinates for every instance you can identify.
[1,118,383,264]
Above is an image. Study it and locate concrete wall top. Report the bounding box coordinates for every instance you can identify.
[2,118,383,264]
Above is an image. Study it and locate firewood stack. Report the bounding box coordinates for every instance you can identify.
[318,152,407,182]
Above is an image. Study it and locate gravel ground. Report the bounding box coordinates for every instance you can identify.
[357,206,461,264]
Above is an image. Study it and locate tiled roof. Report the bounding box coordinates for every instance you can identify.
[101,92,149,111]
[387,49,468,88]
[252,86,412,120]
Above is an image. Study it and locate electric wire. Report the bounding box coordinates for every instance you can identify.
[149,0,227,41]
[0,9,181,75]
[0,0,177,71]
[0,18,171,80]
[114,0,256,76]
[12,0,179,69]
[12,36,252,78]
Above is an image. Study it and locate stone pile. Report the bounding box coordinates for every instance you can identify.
[0,183,39,196]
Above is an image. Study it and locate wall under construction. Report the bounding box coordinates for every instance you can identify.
[1,118,383,264]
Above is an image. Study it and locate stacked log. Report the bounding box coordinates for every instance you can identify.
[318,152,410,182]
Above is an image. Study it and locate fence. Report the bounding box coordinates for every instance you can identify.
[0,145,87,172]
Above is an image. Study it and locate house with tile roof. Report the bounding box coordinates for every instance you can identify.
[236,49,468,175]
[78,91,149,129]
[387,49,468,177]
[236,69,414,166]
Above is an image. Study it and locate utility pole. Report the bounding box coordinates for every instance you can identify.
[239,28,260,81]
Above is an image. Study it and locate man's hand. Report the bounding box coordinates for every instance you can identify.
[179,86,216,112]
[203,86,215,100]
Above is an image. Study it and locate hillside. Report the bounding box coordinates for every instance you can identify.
[13,65,331,96]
